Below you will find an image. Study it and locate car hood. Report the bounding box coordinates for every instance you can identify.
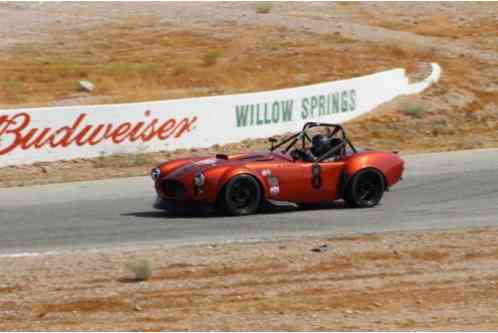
[166,151,290,179]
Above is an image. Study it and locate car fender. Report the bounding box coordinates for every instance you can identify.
[209,166,270,203]
[342,151,404,191]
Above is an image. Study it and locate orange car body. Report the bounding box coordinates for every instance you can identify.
[153,149,404,207]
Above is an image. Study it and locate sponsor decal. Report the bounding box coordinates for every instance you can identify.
[235,89,357,128]
[261,169,272,177]
[0,111,197,155]
[236,99,294,127]
[267,175,280,196]
[301,89,356,119]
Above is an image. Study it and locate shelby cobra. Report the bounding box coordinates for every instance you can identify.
[151,122,404,216]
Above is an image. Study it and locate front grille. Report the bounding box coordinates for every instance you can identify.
[162,180,187,199]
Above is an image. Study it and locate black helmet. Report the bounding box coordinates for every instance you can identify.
[311,134,331,157]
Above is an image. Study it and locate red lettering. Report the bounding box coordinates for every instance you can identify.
[0,110,197,156]
[111,123,132,143]
[0,113,31,155]
[174,116,197,138]
[87,124,113,146]
[157,119,176,140]
[52,114,86,147]
[20,128,51,149]
[140,119,160,142]
[127,122,145,142]
[72,125,93,146]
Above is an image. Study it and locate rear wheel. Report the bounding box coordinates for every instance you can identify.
[345,168,385,208]
[221,175,262,216]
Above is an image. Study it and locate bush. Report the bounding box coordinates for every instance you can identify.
[255,3,273,14]
[401,104,427,119]
[127,259,152,281]
[172,64,189,76]
[201,50,222,67]
[3,80,25,102]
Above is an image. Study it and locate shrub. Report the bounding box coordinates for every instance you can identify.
[401,103,427,119]
[201,50,222,67]
[172,64,189,76]
[127,259,152,281]
[131,153,155,167]
[255,2,273,14]
[3,80,25,102]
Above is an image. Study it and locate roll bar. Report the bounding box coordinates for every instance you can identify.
[269,122,357,161]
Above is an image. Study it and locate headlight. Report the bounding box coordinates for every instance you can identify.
[194,173,205,187]
[151,167,161,180]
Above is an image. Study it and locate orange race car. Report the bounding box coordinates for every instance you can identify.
[151,122,404,216]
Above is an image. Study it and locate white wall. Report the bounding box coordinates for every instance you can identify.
[0,63,440,167]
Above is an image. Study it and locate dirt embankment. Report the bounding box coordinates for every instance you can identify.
[0,2,496,187]
[1,228,498,331]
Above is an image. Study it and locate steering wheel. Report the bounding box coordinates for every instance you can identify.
[290,148,304,161]
[290,148,315,162]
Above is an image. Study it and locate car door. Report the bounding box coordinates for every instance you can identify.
[270,162,313,203]
[317,160,346,201]
[271,160,344,203]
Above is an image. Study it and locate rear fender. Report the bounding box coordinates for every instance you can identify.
[341,152,404,193]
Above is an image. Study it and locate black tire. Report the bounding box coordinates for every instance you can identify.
[221,175,262,216]
[344,168,385,208]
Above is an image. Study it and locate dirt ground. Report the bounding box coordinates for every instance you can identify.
[1,227,498,331]
[0,2,497,187]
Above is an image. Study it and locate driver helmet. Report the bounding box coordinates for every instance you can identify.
[311,134,331,157]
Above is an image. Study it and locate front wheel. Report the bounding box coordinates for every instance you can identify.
[220,175,262,216]
[344,168,385,208]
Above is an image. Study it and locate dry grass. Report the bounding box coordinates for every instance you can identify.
[93,153,157,169]
[3,228,498,330]
[126,259,153,282]
[368,14,498,44]
[37,297,131,315]
[400,103,427,119]
[201,50,223,67]
[254,2,273,14]
[0,21,430,108]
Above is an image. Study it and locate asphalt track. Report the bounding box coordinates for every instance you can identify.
[1,149,498,255]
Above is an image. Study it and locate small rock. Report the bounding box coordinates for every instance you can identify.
[311,244,329,253]
[79,80,95,93]
[344,309,353,314]
[133,304,142,311]
[373,302,383,307]
[416,299,423,304]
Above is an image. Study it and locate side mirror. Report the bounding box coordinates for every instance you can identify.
[269,137,277,150]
